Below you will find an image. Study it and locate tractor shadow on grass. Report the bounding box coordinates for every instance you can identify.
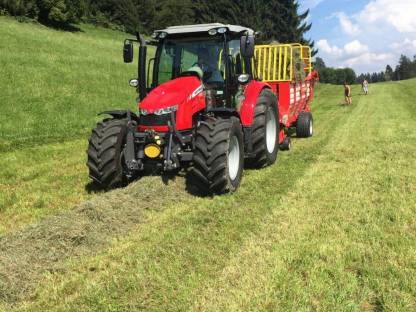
[161,170,183,185]
[184,176,209,197]
[85,182,106,194]
[84,169,185,194]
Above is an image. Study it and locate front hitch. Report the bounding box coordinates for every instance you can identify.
[124,110,142,173]
[164,111,182,171]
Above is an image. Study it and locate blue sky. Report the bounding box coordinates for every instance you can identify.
[299,0,416,74]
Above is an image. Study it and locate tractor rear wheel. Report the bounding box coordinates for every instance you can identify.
[190,117,244,195]
[247,89,279,168]
[86,118,128,189]
[296,112,313,138]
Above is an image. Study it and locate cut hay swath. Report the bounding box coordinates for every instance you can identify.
[0,176,190,307]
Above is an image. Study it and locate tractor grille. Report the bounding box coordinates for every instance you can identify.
[139,113,172,126]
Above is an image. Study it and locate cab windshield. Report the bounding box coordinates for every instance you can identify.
[155,37,226,86]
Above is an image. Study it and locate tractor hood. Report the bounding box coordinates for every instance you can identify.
[139,76,202,112]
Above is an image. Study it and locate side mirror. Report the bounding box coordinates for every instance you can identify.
[123,41,134,63]
[240,35,255,58]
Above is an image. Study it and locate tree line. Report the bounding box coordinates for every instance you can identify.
[313,58,356,84]
[0,0,315,50]
[357,55,416,83]
[314,54,416,85]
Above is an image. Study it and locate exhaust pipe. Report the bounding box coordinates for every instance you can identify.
[136,32,148,101]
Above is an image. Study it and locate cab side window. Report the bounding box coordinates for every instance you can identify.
[228,40,246,76]
[158,45,174,84]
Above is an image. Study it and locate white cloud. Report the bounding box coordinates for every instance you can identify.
[316,39,343,56]
[358,0,416,33]
[344,40,368,57]
[317,39,370,59]
[345,52,393,68]
[391,38,416,51]
[317,39,394,72]
[335,12,360,36]
[318,0,416,72]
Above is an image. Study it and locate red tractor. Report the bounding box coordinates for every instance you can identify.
[87,23,318,194]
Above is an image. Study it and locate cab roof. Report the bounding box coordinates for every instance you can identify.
[155,23,255,36]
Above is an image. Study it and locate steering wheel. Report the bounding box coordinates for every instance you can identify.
[190,62,213,81]
[179,71,201,79]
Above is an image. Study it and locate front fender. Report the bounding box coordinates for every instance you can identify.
[99,110,139,121]
[239,81,270,126]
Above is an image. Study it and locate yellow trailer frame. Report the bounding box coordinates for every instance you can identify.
[253,43,312,82]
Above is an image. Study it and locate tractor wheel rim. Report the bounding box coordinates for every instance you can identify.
[228,135,240,181]
[266,109,277,153]
[309,119,313,135]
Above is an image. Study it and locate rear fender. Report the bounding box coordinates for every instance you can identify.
[239,81,271,126]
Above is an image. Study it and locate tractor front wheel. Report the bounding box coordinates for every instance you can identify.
[86,118,128,189]
[190,117,244,195]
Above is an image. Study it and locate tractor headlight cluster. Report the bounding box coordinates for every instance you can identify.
[208,27,228,36]
[151,31,168,39]
[153,105,178,115]
[139,105,178,116]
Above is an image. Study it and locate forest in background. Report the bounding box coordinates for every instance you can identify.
[0,0,315,50]
[314,55,416,85]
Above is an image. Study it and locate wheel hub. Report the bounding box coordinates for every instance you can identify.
[309,119,313,136]
[266,109,277,153]
[228,135,240,181]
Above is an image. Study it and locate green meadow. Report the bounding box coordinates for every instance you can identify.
[0,16,415,311]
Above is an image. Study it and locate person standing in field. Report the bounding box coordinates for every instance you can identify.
[363,79,369,95]
[344,81,352,105]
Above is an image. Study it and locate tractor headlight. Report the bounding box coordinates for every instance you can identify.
[217,27,227,34]
[140,108,149,116]
[154,105,178,115]
[129,78,139,87]
[238,74,250,84]
[208,28,218,36]
[158,32,168,39]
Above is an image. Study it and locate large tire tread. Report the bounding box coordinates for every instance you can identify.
[247,89,279,168]
[190,117,243,195]
[86,118,127,189]
[296,112,313,138]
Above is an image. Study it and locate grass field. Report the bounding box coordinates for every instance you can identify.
[0,16,149,234]
[1,16,416,311]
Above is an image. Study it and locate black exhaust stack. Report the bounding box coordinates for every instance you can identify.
[136,32,148,101]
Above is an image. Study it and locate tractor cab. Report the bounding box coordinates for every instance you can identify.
[124,23,256,115]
